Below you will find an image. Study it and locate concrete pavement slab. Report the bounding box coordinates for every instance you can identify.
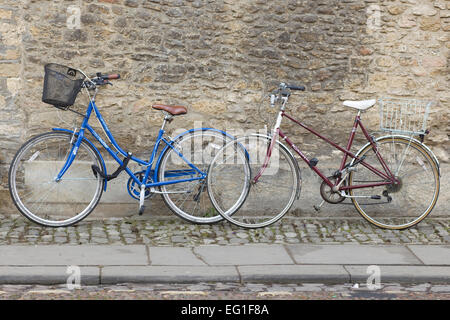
[101,266,239,284]
[345,265,450,284]
[238,265,349,284]
[194,244,294,265]
[0,244,449,285]
[0,267,99,285]
[148,247,205,266]
[0,245,148,266]
[286,244,421,265]
[407,245,450,265]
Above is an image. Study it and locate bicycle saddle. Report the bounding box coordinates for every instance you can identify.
[152,104,187,115]
[343,99,376,110]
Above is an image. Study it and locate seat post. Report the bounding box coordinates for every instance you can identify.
[160,111,172,131]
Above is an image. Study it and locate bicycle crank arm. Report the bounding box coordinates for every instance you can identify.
[139,186,146,215]
[149,188,192,194]
[313,200,325,212]
[339,192,382,199]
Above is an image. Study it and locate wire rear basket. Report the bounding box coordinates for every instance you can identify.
[378,97,434,136]
[42,63,85,110]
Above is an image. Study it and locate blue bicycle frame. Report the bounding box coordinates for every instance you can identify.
[52,100,224,192]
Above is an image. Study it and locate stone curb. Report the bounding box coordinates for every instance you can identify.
[0,267,100,285]
[0,244,449,285]
[1,265,450,285]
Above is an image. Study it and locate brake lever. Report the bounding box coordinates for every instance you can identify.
[94,79,112,86]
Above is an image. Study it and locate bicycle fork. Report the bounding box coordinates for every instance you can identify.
[55,128,84,182]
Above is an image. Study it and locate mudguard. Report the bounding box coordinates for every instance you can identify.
[351,134,441,177]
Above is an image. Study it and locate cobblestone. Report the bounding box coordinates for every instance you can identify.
[0,215,448,246]
[0,282,449,300]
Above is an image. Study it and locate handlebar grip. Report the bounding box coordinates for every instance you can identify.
[106,74,120,80]
[286,84,305,91]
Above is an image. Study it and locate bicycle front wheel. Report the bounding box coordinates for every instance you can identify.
[348,136,440,230]
[207,135,300,229]
[8,131,104,227]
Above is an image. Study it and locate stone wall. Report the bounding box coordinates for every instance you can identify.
[0,0,26,209]
[0,0,448,213]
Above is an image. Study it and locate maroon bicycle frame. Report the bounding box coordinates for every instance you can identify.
[254,111,399,191]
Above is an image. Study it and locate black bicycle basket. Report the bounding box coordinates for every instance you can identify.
[42,63,85,109]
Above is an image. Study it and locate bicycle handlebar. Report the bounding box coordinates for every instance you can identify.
[83,72,121,89]
[270,82,306,108]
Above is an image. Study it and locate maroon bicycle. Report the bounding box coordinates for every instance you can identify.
[207,83,440,229]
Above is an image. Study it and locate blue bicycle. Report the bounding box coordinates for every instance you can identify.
[8,64,234,227]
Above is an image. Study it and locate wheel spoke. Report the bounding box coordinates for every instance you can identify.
[9,132,103,227]
[349,137,439,229]
[207,135,298,229]
[158,131,233,224]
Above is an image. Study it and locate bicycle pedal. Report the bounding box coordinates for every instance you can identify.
[371,195,381,200]
[309,158,319,168]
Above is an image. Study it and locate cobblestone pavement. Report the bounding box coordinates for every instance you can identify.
[0,282,449,300]
[0,214,448,246]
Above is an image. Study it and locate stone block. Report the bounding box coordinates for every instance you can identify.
[0,9,12,20]
[419,16,441,31]
[0,64,20,77]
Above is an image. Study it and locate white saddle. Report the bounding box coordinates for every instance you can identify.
[343,99,376,110]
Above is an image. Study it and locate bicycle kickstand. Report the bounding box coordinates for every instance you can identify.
[138,185,146,215]
[313,200,325,212]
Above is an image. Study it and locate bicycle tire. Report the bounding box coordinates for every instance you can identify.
[207,134,300,229]
[348,136,440,230]
[9,131,104,227]
[157,129,234,224]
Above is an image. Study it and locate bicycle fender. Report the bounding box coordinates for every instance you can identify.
[153,128,236,181]
[52,128,108,191]
[392,135,441,177]
[352,134,441,177]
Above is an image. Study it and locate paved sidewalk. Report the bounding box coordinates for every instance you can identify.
[1,214,449,285]
[0,243,449,285]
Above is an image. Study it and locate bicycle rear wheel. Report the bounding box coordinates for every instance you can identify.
[348,136,440,230]
[157,129,233,224]
[207,135,300,229]
[9,131,104,227]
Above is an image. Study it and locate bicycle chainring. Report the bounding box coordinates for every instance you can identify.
[127,170,154,201]
[320,176,346,204]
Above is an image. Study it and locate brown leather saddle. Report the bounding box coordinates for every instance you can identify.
[152,104,187,116]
